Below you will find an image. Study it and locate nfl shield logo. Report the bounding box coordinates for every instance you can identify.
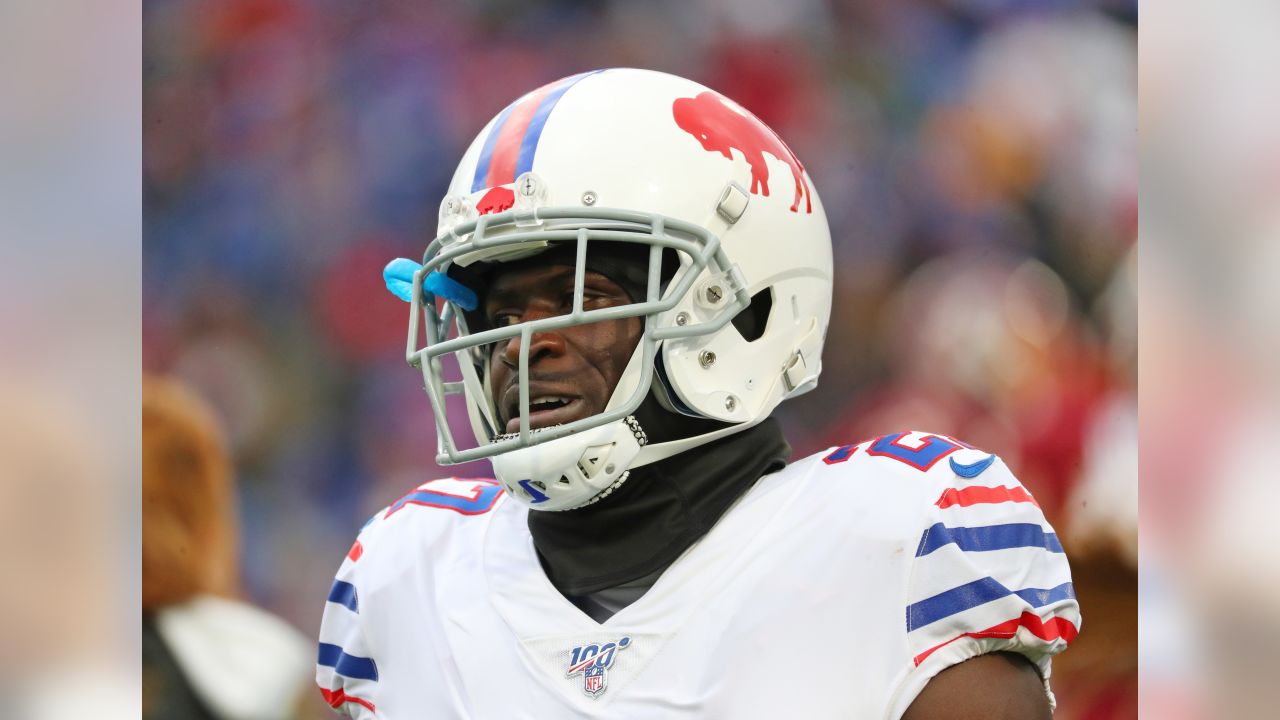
[566,636,632,698]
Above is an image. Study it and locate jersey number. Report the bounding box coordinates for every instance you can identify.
[384,478,504,517]
[824,432,963,471]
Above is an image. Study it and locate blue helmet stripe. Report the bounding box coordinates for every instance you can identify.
[471,102,518,193]
[514,70,605,180]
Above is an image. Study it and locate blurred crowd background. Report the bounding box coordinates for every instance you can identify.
[143,0,1137,717]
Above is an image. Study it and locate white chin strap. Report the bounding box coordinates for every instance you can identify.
[490,342,766,511]
[492,408,765,512]
[630,413,766,467]
[491,415,647,511]
[491,338,649,511]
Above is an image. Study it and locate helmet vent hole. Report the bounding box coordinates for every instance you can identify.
[558,475,572,486]
[577,444,613,477]
[731,288,773,343]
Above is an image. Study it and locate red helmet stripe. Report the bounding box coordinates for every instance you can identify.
[470,70,604,193]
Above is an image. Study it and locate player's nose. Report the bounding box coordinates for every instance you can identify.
[499,314,567,369]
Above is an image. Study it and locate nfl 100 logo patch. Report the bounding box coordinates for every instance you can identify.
[566,636,631,697]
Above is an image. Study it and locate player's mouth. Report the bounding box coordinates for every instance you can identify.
[503,394,586,433]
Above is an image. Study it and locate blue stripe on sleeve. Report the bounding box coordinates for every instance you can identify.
[318,642,379,681]
[915,522,1063,557]
[327,580,359,614]
[1013,582,1077,608]
[514,70,604,179]
[908,579,1075,630]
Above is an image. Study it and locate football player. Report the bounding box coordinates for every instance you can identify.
[317,69,1079,719]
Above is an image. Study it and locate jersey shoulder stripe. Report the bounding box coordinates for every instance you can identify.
[317,597,379,717]
[886,445,1080,719]
[315,476,507,717]
[327,580,359,614]
[907,577,1076,630]
[915,522,1064,557]
[318,642,379,682]
[912,610,1081,666]
[319,688,375,714]
[935,484,1039,508]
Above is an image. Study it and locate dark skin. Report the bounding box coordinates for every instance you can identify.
[485,264,1053,719]
[903,652,1052,720]
[485,264,642,434]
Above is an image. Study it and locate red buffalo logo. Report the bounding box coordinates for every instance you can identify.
[476,185,515,215]
[672,92,811,214]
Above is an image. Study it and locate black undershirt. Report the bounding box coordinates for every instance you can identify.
[527,415,791,616]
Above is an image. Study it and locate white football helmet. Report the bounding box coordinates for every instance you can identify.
[403,68,832,511]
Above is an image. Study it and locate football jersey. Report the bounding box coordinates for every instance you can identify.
[316,431,1080,719]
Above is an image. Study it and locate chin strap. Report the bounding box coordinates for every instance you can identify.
[630,413,768,469]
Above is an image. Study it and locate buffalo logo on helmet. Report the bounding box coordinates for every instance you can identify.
[566,636,631,697]
[672,91,812,214]
[476,185,515,216]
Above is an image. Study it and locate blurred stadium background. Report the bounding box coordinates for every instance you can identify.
[143,0,1137,717]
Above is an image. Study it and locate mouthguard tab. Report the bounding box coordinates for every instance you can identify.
[383,257,479,311]
[383,258,423,303]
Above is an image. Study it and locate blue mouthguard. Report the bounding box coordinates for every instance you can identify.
[382,258,478,311]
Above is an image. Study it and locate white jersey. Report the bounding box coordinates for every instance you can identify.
[316,431,1080,719]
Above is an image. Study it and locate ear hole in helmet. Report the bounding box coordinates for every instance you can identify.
[731,288,773,343]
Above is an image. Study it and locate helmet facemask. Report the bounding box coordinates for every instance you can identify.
[407,203,751,510]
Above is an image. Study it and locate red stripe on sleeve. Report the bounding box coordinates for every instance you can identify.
[321,687,376,712]
[484,84,555,188]
[935,485,1040,509]
[913,611,1078,666]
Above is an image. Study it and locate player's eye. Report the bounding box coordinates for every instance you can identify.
[581,291,611,308]
[556,289,610,311]
[490,313,520,328]
[580,283,625,307]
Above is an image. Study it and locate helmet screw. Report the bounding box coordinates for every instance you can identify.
[675,312,689,326]
[519,175,538,197]
[581,191,597,206]
[705,285,724,303]
[699,350,716,368]
[604,463,616,474]
[725,395,737,412]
